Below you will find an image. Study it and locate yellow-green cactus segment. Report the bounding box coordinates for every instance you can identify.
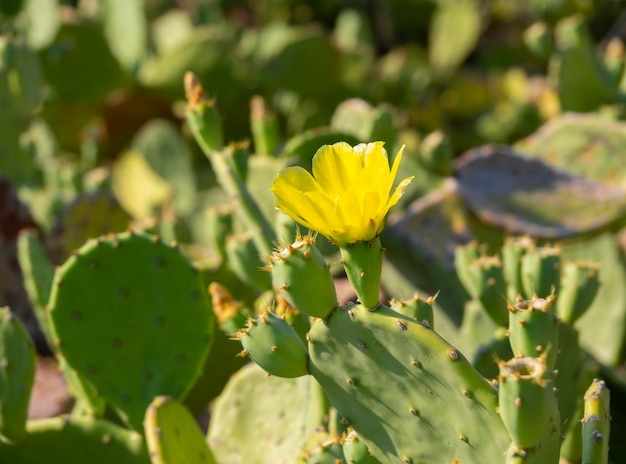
[581,379,611,464]
[298,433,345,464]
[343,430,381,464]
[464,254,508,326]
[270,235,337,319]
[339,238,384,309]
[308,303,509,463]
[238,310,309,378]
[520,245,561,299]
[144,396,217,464]
[501,236,533,301]
[389,292,436,329]
[556,260,600,324]
[507,295,558,369]
[498,356,557,449]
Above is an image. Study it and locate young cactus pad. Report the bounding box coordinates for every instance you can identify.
[507,295,558,369]
[498,356,557,449]
[47,231,214,431]
[270,235,337,319]
[144,396,217,464]
[582,379,611,464]
[308,303,510,463]
[238,310,309,378]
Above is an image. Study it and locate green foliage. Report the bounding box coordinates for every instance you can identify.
[2,1,626,463]
[429,0,482,80]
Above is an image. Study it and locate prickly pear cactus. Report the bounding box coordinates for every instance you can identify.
[515,113,626,185]
[308,303,510,463]
[238,309,309,378]
[208,362,327,464]
[0,307,36,443]
[581,379,611,464]
[17,228,106,417]
[454,145,626,238]
[47,231,214,431]
[144,396,216,464]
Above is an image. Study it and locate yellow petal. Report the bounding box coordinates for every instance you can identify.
[360,189,382,225]
[388,145,406,193]
[383,176,414,217]
[271,166,322,196]
[336,189,363,230]
[272,166,339,232]
[312,142,361,198]
[357,142,389,175]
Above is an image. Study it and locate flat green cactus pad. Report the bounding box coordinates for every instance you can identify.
[208,363,326,464]
[0,416,149,463]
[144,396,216,464]
[48,231,214,431]
[516,113,626,185]
[308,304,510,464]
[454,145,626,238]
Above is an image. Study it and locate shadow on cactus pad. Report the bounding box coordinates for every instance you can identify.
[454,145,626,239]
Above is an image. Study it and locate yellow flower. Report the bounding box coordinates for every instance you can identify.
[271,141,413,245]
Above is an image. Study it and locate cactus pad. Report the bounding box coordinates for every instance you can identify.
[454,145,626,238]
[0,307,36,443]
[516,113,626,185]
[238,310,309,378]
[308,303,509,463]
[48,231,214,431]
[144,396,216,464]
[208,363,327,464]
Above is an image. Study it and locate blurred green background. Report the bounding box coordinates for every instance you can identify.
[3,0,626,355]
